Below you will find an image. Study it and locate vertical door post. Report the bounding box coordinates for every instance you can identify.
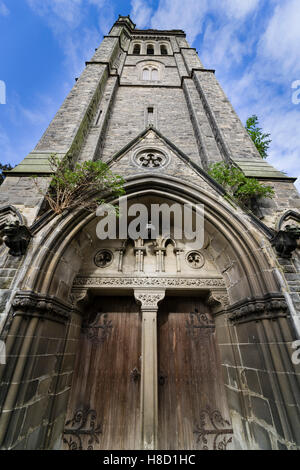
[134,289,165,450]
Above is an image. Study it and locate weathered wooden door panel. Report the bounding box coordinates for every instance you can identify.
[63,296,141,450]
[158,297,233,450]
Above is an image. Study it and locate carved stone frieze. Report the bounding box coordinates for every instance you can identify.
[12,291,73,324]
[72,276,226,289]
[228,293,288,324]
[132,35,171,41]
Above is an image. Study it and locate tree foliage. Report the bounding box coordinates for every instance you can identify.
[245,115,271,159]
[208,162,274,205]
[33,155,125,214]
[0,163,13,185]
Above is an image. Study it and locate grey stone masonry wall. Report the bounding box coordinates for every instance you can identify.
[174,52,189,77]
[35,64,107,153]
[258,181,300,228]
[193,70,261,162]
[181,48,204,73]
[121,63,181,87]
[100,87,200,164]
[183,78,223,168]
[77,76,119,163]
[216,312,300,450]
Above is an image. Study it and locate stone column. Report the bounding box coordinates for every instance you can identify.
[134,289,165,450]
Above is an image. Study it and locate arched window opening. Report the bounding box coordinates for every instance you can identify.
[147,44,154,55]
[142,67,159,81]
[133,44,141,55]
[142,68,150,80]
[160,45,168,55]
[152,68,158,80]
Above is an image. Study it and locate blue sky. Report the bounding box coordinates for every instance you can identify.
[0,0,300,188]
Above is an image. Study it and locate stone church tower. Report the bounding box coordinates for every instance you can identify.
[0,15,299,450]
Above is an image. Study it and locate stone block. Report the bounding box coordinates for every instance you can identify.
[250,422,272,450]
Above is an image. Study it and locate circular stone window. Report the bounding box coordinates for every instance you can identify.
[133,149,169,169]
[186,251,205,269]
[94,249,113,268]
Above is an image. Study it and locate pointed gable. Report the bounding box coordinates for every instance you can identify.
[107,126,226,197]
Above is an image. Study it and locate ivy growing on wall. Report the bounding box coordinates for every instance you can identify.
[208,162,274,206]
[33,154,125,215]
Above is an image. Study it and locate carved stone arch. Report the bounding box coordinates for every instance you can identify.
[14,174,279,302]
[136,60,165,82]
[146,42,156,55]
[161,237,177,249]
[159,42,170,55]
[130,40,142,55]
[2,174,296,450]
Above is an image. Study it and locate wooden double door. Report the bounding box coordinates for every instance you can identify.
[63,295,233,450]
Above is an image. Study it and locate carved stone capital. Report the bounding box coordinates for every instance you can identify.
[134,289,165,310]
[70,289,89,309]
[228,293,288,324]
[206,291,229,314]
[12,291,73,324]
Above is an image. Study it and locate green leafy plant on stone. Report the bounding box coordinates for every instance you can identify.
[32,154,125,215]
[245,115,271,159]
[208,162,274,206]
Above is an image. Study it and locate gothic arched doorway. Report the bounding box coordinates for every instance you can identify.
[62,292,233,450]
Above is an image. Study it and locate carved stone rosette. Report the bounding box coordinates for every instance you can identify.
[12,291,73,324]
[228,293,288,324]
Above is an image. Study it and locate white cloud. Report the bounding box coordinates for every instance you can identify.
[151,0,208,44]
[0,1,9,16]
[26,0,112,78]
[149,0,259,45]
[222,0,259,19]
[201,21,253,71]
[27,0,84,30]
[258,0,300,80]
[131,0,153,28]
